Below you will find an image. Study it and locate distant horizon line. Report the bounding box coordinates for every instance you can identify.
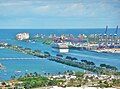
[0,27,119,30]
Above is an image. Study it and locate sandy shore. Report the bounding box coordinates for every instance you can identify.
[33,86,118,89]
[93,48,120,53]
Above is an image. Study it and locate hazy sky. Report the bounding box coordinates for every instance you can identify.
[0,0,120,29]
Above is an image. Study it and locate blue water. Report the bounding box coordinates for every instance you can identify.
[0,28,120,39]
[0,29,120,81]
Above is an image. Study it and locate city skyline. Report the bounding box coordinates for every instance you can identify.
[0,0,120,29]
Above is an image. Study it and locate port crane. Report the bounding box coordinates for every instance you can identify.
[104,25,108,35]
[114,25,118,35]
[114,26,119,46]
[103,26,108,47]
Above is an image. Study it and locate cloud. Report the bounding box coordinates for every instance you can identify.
[60,3,84,16]
[0,0,119,18]
[34,5,50,13]
[82,0,120,18]
[32,2,85,17]
[0,0,119,28]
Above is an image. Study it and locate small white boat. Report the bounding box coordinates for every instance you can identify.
[0,63,5,70]
[25,69,28,72]
[15,70,22,73]
[0,47,4,49]
[31,41,35,43]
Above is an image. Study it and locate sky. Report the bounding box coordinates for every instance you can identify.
[0,0,120,29]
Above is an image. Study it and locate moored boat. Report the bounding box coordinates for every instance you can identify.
[0,63,5,70]
[52,43,69,53]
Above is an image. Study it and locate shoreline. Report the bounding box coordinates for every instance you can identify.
[33,86,118,89]
[92,49,120,54]
[1,72,120,89]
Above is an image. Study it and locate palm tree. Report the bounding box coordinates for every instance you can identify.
[100,64,106,68]
[44,51,50,57]
[34,72,38,77]
[98,80,104,89]
[44,73,47,76]
[25,48,31,51]
[11,76,16,80]
[48,73,50,76]
[72,57,78,60]
[81,60,87,63]
[34,50,41,53]
[58,72,61,75]
[66,56,72,59]
[56,54,63,57]
[24,83,30,89]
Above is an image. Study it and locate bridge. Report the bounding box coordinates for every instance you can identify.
[0,58,44,60]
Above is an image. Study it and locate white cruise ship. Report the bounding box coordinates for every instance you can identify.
[16,32,30,40]
[52,43,69,53]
